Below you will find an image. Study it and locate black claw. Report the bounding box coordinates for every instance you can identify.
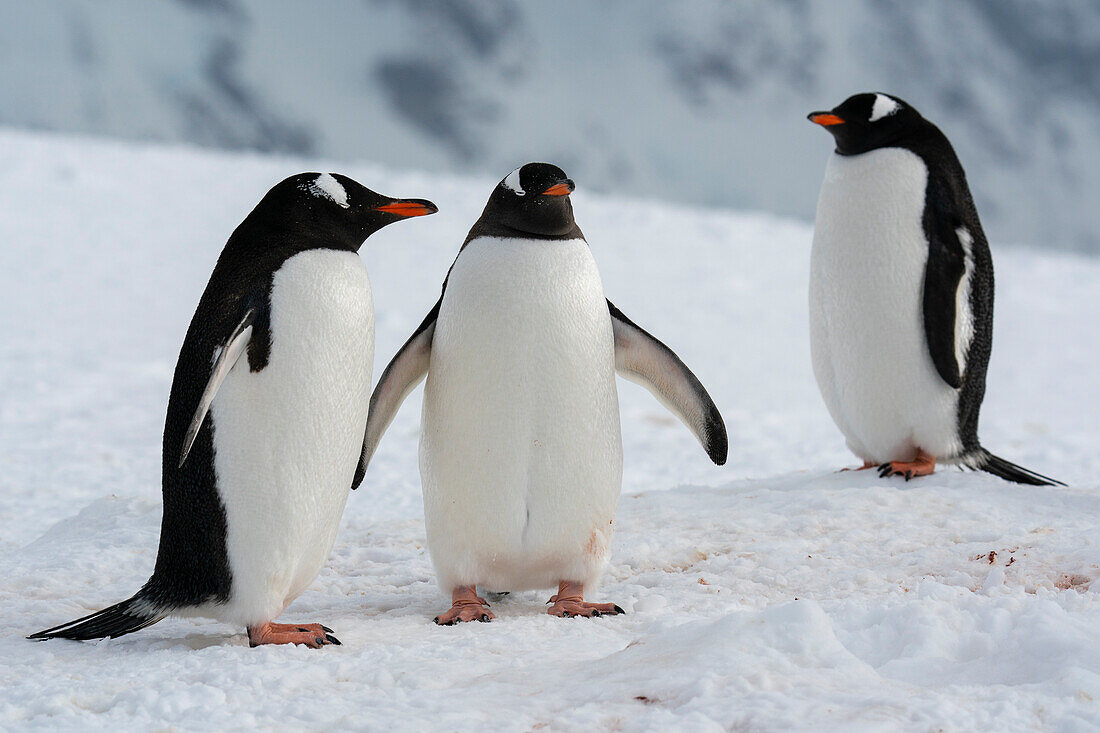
[325,634,342,646]
[591,609,601,617]
[297,627,309,633]
[905,470,913,481]
[321,625,333,633]
[479,614,490,622]
[315,637,324,646]
[562,611,572,618]
[613,605,625,615]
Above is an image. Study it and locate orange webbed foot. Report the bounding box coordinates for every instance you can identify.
[247,621,341,648]
[434,586,495,625]
[878,449,936,481]
[546,582,624,618]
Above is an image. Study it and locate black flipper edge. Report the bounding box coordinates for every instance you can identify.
[607,300,728,465]
[354,299,440,488]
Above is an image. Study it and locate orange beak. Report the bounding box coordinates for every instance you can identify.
[374,199,438,217]
[541,181,574,196]
[809,113,845,127]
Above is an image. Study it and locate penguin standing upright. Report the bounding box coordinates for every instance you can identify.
[29,173,437,647]
[360,163,727,624]
[807,92,1060,485]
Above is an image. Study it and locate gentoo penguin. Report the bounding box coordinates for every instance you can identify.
[359,163,727,624]
[29,173,437,647]
[807,92,1061,485]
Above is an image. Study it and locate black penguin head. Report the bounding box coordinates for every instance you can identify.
[481,163,577,237]
[250,172,437,251]
[808,93,923,155]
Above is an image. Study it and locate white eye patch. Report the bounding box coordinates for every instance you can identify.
[301,173,350,208]
[869,94,900,122]
[502,167,525,196]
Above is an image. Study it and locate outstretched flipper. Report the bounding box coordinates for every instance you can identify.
[353,299,439,487]
[178,307,256,468]
[608,300,727,465]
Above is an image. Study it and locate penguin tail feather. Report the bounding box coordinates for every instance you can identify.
[27,593,165,641]
[966,449,1065,487]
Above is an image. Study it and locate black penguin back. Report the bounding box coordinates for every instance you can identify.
[147,247,280,608]
[904,122,995,453]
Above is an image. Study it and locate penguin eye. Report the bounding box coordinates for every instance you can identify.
[868,94,901,123]
[502,168,525,197]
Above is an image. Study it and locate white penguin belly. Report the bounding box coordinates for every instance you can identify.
[210,249,373,626]
[420,237,622,593]
[809,148,962,462]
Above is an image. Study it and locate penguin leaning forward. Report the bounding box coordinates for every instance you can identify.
[360,163,727,624]
[29,173,437,647]
[807,92,1061,486]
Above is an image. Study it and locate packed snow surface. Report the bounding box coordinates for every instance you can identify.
[1,129,1098,731]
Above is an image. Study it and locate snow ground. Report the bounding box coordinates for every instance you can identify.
[0,127,1098,731]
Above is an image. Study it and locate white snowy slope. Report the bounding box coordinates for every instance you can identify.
[1,128,1098,731]
[2,1,1100,252]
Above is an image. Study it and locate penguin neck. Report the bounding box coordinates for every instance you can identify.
[461,217,585,249]
[226,215,367,260]
[836,118,954,162]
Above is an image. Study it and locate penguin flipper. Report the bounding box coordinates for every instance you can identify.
[178,307,255,468]
[607,300,728,465]
[922,194,969,389]
[354,299,440,487]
